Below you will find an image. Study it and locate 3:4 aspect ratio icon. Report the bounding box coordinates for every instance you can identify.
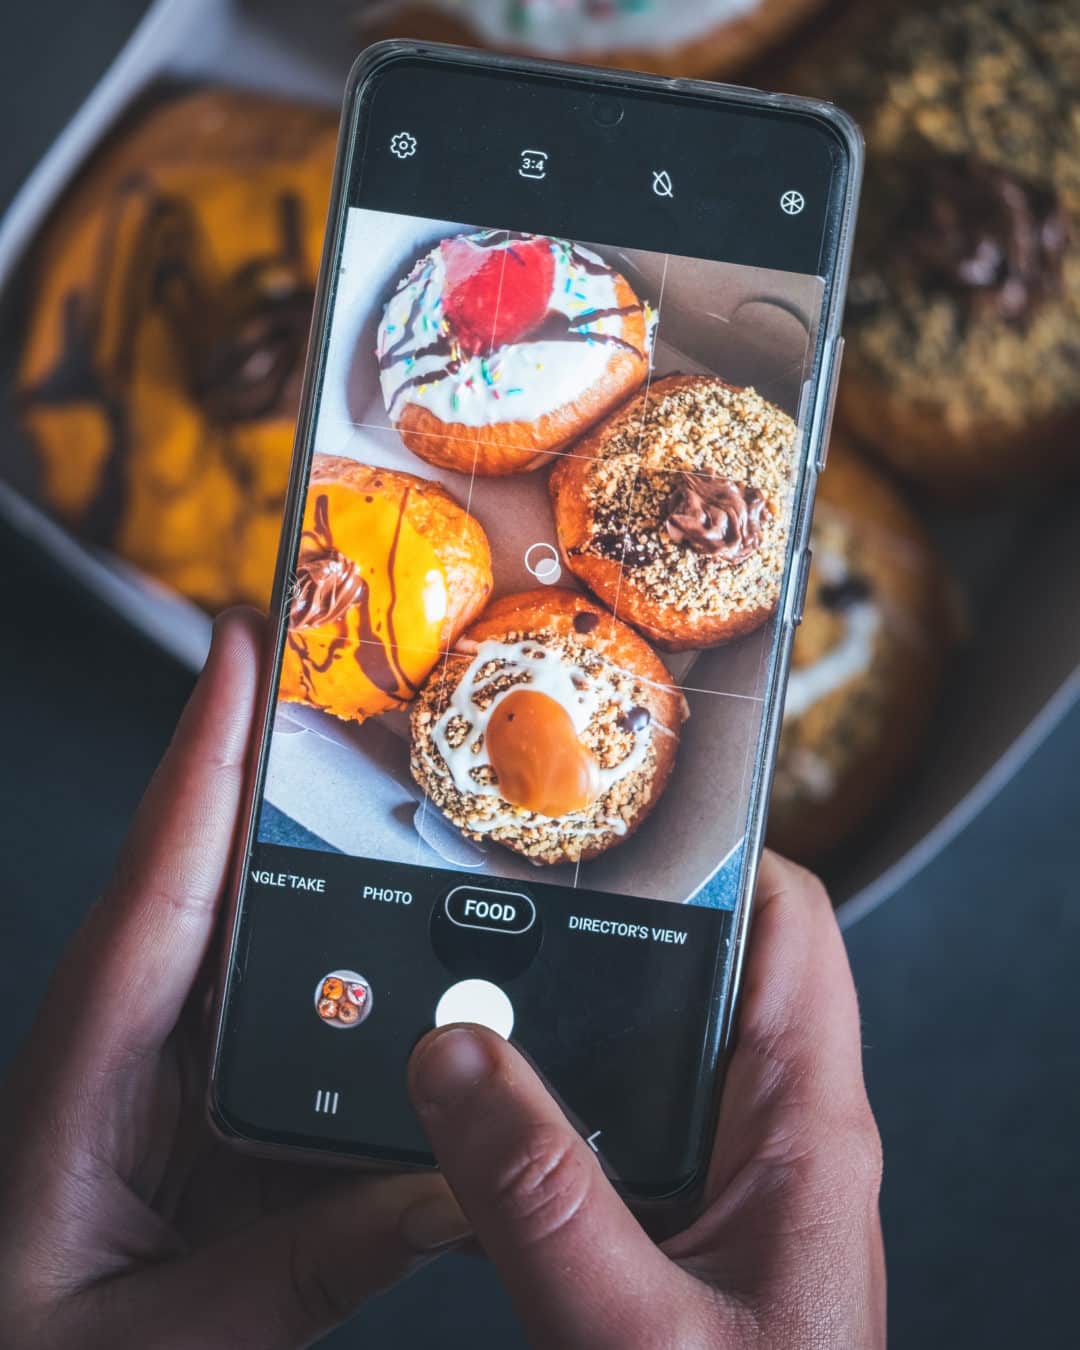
[519,149,548,180]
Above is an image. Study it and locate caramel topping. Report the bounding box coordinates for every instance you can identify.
[662,473,770,563]
[485,689,600,817]
[904,156,1067,326]
[290,548,366,629]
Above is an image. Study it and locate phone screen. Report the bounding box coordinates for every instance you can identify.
[212,50,856,1198]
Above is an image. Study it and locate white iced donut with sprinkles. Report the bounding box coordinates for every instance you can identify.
[356,0,830,80]
[376,230,654,475]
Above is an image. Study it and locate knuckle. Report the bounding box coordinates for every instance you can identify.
[789,1103,883,1206]
[845,1107,884,1194]
[756,855,833,930]
[492,1123,592,1244]
[787,861,830,908]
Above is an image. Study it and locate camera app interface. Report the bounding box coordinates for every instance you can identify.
[221,195,827,1191]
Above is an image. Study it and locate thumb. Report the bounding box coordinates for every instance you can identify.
[408,1026,715,1350]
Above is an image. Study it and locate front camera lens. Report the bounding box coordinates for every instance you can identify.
[591,98,624,128]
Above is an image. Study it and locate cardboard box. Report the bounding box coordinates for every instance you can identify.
[2,0,1077,924]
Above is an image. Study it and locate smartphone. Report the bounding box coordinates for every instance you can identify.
[209,42,861,1204]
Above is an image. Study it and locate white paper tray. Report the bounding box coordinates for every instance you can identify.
[2,0,1077,925]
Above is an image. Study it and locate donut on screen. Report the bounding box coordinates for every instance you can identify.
[377,230,654,475]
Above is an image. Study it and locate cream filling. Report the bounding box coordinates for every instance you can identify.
[428,638,657,838]
[784,603,880,720]
[784,551,881,721]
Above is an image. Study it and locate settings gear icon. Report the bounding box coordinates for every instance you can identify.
[390,130,418,160]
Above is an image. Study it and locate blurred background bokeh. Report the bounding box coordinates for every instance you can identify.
[2,3,1078,1346]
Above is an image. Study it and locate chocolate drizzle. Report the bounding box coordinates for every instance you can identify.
[285,490,419,709]
[291,501,367,630]
[526,308,642,355]
[378,233,647,415]
[618,706,650,734]
[903,155,1067,326]
[819,574,873,612]
[662,473,770,564]
[19,174,315,548]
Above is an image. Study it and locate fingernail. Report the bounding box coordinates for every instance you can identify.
[412,1026,494,1110]
[401,1193,472,1252]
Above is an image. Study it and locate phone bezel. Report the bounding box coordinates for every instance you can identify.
[206,39,863,1206]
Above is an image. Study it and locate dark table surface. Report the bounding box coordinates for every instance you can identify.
[3,6,1079,1347]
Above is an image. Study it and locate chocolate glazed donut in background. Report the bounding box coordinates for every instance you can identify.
[377,231,654,476]
[14,89,337,610]
[772,0,1080,495]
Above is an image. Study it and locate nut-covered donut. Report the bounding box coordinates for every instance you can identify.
[551,374,797,651]
[410,589,687,865]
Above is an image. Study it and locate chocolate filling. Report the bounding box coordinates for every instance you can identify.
[290,549,367,630]
[663,473,770,564]
[903,155,1067,327]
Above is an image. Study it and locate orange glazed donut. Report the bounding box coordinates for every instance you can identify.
[279,456,493,722]
[16,89,336,611]
[377,231,653,476]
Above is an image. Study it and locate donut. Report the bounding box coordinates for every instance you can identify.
[356,0,828,80]
[767,440,951,862]
[279,455,493,722]
[410,588,687,865]
[550,374,796,651]
[320,977,344,1000]
[377,231,653,476]
[335,1000,360,1025]
[15,89,336,609]
[344,981,369,1007]
[778,0,1080,494]
[317,997,340,1021]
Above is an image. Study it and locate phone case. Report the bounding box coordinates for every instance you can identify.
[207,40,863,1204]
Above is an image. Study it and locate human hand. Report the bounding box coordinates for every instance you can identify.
[408,852,885,1349]
[0,610,467,1350]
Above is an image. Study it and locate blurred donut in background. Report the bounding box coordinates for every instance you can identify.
[355,0,829,80]
[768,439,953,863]
[776,0,1080,495]
[16,89,336,611]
